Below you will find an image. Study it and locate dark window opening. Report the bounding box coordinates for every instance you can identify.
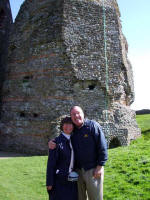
[24,75,33,80]
[10,44,16,51]
[88,84,96,90]
[23,75,33,83]
[20,112,25,117]
[33,113,38,118]
[109,137,121,149]
[0,9,6,28]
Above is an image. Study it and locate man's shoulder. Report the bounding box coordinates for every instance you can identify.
[85,118,100,127]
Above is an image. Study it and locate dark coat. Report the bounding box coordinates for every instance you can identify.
[46,133,78,200]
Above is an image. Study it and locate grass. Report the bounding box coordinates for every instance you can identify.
[104,138,150,200]
[136,114,150,132]
[0,114,150,200]
[0,156,48,200]
[104,114,150,200]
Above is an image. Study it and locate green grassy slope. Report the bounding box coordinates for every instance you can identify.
[104,114,150,200]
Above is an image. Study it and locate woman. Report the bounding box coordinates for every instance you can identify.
[46,116,78,200]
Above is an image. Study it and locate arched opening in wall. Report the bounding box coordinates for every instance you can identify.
[0,9,6,29]
[109,137,121,149]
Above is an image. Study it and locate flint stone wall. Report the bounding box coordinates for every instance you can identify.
[0,0,140,154]
[0,0,12,117]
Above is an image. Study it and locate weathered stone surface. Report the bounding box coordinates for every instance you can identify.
[0,0,12,117]
[0,0,140,154]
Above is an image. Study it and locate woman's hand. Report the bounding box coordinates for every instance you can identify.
[48,139,56,149]
[47,186,52,190]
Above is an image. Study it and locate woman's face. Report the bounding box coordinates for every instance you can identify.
[63,123,74,135]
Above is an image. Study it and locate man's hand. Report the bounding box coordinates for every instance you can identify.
[47,186,52,191]
[93,166,103,179]
[48,139,56,149]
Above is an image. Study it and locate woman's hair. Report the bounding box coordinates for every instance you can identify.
[60,116,73,131]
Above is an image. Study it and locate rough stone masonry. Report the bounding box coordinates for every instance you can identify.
[0,0,141,154]
[0,0,12,117]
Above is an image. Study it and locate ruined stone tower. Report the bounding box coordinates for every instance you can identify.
[0,0,140,154]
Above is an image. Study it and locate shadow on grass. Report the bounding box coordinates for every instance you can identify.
[0,151,46,159]
[142,130,150,140]
[0,151,27,159]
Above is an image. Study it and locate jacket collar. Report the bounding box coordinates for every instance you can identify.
[60,132,70,142]
[61,132,71,140]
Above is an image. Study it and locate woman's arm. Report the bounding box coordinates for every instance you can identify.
[46,146,58,189]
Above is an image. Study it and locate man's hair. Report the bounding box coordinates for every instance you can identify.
[60,116,73,131]
[70,105,84,114]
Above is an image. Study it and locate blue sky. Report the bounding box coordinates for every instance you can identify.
[117,0,150,110]
[9,0,150,110]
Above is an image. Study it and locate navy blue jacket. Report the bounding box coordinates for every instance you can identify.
[46,133,72,186]
[71,119,108,170]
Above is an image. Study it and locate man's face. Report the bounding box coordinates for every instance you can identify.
[70,106,84,127]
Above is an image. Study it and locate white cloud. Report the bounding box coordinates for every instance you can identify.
[129,51,150,110]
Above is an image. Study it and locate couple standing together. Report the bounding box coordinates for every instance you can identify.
[46,106,108,200]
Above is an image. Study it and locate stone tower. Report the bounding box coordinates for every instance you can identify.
[0,0,12,118]
[0,0,140,154]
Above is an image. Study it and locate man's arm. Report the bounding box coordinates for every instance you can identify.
[92,121,108,178]
[48,139,56,149]
[92,121,108,166]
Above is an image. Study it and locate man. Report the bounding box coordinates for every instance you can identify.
[49,106,108,200]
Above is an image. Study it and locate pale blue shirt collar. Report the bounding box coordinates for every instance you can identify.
[62,132,71,140]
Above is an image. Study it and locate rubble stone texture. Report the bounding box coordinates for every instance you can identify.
[0,0,141,154]
[0,0,12,116]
